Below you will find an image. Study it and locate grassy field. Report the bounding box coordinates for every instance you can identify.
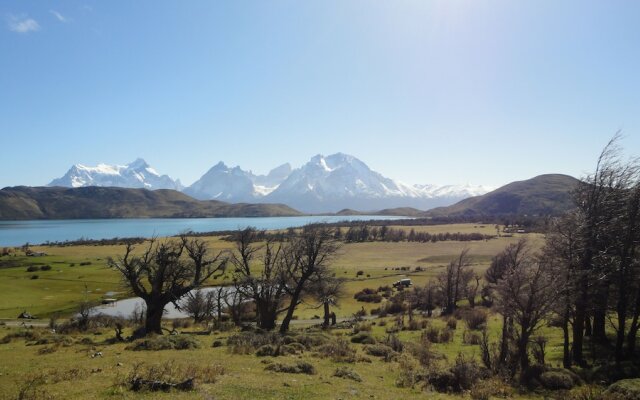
[0,224,595,399]
[0,226,541,320]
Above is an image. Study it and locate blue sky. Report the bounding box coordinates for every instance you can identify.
[1,1,639,188]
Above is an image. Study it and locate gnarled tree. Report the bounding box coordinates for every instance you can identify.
[108,236,226,335]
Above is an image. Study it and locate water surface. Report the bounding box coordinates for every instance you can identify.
[0,215,406,246]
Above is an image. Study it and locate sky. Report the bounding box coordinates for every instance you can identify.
[1,1,639,188]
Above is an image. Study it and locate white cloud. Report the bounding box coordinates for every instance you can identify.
[8,15,40,33]
[50,10,68,23]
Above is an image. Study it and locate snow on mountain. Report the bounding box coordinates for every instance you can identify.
[48,159,182,190]
[260,153,489,212]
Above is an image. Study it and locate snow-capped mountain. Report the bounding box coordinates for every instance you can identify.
[186,153,490,212]
[262,153,490,212]
[184,163,292,201]
[48,159,182,190]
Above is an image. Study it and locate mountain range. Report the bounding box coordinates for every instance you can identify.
[48,154,491,213]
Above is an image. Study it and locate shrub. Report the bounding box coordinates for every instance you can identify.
[568,385,605,400]
[353,322,372,333]
[353,288,382,303]
[1,329,41,344]
[350,332,376,344]
[316,338,357,363]
[604,378,640,400]
[333,367,362,382]
[30,274,39,280]
[212,340,223,348]
[470,377,512,400]
[39,265,52,271]
[283,333,330,349]
[540,369,581,390]
[395,354,423,388]
[26,265,39,272]
[424,326,452,343]
[451,353,485,391]
[79,261,92,266]
[384,333,404,352]
[127,335,201,351]
[281,343,305,355]
[256,344,277,357]
[356,270,364,276]
[446,318,457,330]
[463,330,482,345]
[265,361,316,375]
[364,344,397,361]
[227,331,280,354]
[462,309,488,330]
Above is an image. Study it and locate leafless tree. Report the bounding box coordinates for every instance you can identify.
[231,228,289,330]
[308,270,346,328]
[437,248,473,314]
[108,236,226,335]
[279,226,341,333]
[179,289,217,323]
[495,254,560,374]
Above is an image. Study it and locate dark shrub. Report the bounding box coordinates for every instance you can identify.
[40,265,52,271]
[364,344,397,361]
[350,332,376,344]
[463,330,482,345]
[316,338,357,363]
[334,366,362,382]
[462,309,488,330]
[256,344,277,357]
[79,261,92,266]
[127,335,201,351]
[446,318,457,330]
[539,369,581,390]
[30,274,39,280]
[424,326,452,343]
[26,265,38,272]
[265,361,316,375]
[353,288,382,303]
[212,340,223,348]
[604,378,640,400]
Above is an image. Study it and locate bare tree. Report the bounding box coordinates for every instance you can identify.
[179,289,217,324]
[308,270,346,328]
[495,254,560,374]
[437,248,473,314]
[231,228,289,330]
[279,226,341,333]
[108,236,226,335]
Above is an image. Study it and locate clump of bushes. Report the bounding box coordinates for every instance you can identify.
[227,331,280,354]
[127,335,201,351]
[315,338,357,363]
[265,361,316,375]
[424,326,452,343]
[428,353,488,393]
[603,379,640,400]
[364,344,397,361]
[350,332,376,344]
[353,288,382,303]
[461,309,488,330]
[334,366,362,382]
[0,329,42,344]
[539,368,582,390]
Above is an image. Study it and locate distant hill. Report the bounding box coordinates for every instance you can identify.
[335,207,425,217]
[424,174,579,218]
[0,186,302,220]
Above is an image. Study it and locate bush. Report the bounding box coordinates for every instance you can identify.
[395,353,423,388]
[227,331,280,354]
[30,274,39,280]
[40,265,52,271]
[384,333,404,352]
[283,333,330,350]
[364,344,397,361]
[1,329,42,344]
[26,265,39,272]
[540,369,581,390]
[446,318,457,330]
[352,322,372,333]
[463,330,482,345]
[127,335,201,351]
[333,367,362,382]
[424,326,452,343]
[350,332,376,344]
[462,309,488,330]
[316,338,357,363]
[212,340,223,348]
[604,378,640,400]
[265,361,316,375]
[470,377,512,400]
[79,261,92,266]
[353,288,382,303]
[256,344,277,357]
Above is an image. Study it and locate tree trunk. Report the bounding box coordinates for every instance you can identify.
[499,316,511,364]
[322,302,330,328]
[257,302,277,330]
[615,289,628,364]
[145,302,165,335]
[562,314,572,368]
[280,285,304,334]
[518,325,530,374]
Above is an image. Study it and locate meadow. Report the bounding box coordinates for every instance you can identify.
[0,225,614,399]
